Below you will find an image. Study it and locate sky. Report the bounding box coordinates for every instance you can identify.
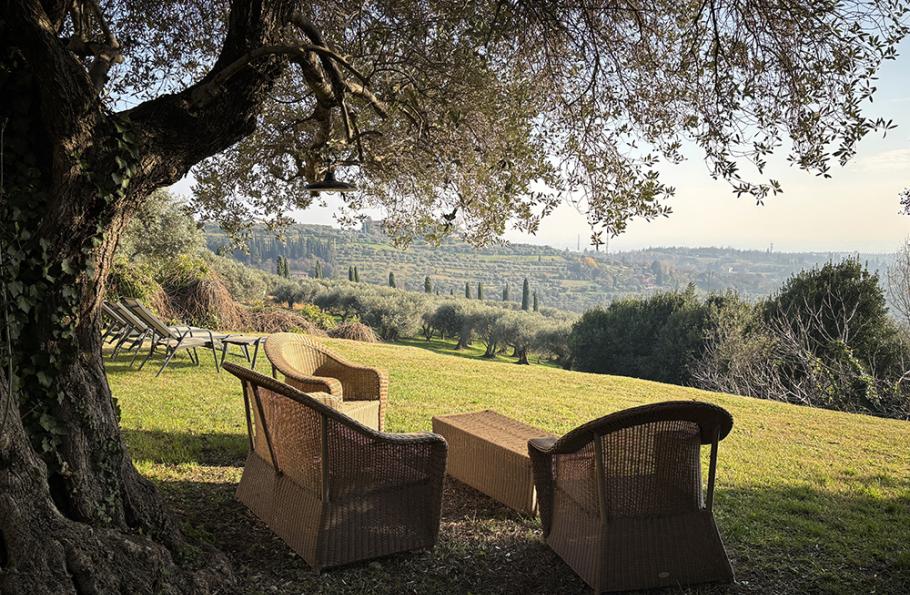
[171,39,910,254]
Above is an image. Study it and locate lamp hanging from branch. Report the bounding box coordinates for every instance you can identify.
[305,166,356,193]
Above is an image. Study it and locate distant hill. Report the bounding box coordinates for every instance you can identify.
[205,221,895,312]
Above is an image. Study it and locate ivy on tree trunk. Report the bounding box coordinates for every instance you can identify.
[0,1,296,591]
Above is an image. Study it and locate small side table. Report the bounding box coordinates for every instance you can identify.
[220,335,266,369]
[432,410,552,514]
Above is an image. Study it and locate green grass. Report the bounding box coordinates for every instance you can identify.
[107,338,910,594]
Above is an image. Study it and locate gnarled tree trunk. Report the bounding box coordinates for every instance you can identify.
[0,1,294,591]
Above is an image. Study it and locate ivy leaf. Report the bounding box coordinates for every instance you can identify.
[36,371,52,387]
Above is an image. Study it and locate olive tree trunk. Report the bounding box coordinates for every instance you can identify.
[0,1,293,591]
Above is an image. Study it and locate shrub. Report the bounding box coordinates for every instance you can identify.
[242,306,327,335]
[107,258,160,301]
[568,287,710,383]
[692,263,910,420]
[328,322,380,343]
[204,251,275,303]
[294,303,336,331]
[157,254,210,293]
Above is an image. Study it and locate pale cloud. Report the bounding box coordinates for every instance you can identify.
[852,148,910,172]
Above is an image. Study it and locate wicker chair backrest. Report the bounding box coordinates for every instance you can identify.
[223,362,394,498]
[245,381,324,491]
[265,332,331,376]
[548,401,732,520]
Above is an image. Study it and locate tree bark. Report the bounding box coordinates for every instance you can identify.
[0,0,295,591]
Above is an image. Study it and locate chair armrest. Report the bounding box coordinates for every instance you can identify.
[305,391,343,410]
[284,374,343,397]
[529,436,558,453]
[528,438,557,537]
[320,361,389,430]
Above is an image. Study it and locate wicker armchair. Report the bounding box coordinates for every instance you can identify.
[265,332,388,431]
[222,362,447,570]
[529,401,735,593]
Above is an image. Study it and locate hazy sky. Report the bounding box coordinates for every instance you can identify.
[172,39,910,253]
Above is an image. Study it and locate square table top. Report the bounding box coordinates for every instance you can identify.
[432,410,552,457]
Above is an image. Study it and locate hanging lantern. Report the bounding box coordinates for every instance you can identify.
[305,169,356,193]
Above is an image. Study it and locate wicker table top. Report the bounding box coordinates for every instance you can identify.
[432,410,552,456]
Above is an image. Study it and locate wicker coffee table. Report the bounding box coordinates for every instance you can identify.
[432,410,552,515]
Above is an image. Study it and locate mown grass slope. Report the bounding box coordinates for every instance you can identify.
[107,338,910,594]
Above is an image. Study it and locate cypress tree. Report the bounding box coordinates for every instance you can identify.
[389,271,397,288]
[314,260,322,279]
[424,275,432,293]
[465,282,471,299]
[354,266,360,282]
[276,256,282,276]
[533,290,539,312]
[477,282,483,300]
[502,283,509,301]
[348,266,354,281]
[521,278,530,310]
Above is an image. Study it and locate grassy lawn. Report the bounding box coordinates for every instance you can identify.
[106,338,910,594]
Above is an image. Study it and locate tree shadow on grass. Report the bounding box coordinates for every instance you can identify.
[102,346,222,374]
[395,337,560,368]
[151,468,910,595]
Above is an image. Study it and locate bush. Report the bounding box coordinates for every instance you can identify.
[204,251,275,303]
[692,262,910,420]
[328,322,380,343]
[568,287,710,383]
[294,303,336,331]
[242,306,327,335]
[157,254,210,293]
[107,258,161,301]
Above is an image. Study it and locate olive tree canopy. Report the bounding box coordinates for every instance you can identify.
[109,0,910,245]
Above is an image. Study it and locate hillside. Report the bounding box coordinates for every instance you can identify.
[206,222,895,312]
[108,337,910,594]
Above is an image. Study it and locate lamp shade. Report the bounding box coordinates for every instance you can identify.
[305,170,356,193]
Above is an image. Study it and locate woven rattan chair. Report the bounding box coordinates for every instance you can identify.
[222,362,447,570]
[529,401,735,593]
[265,332,388,431]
